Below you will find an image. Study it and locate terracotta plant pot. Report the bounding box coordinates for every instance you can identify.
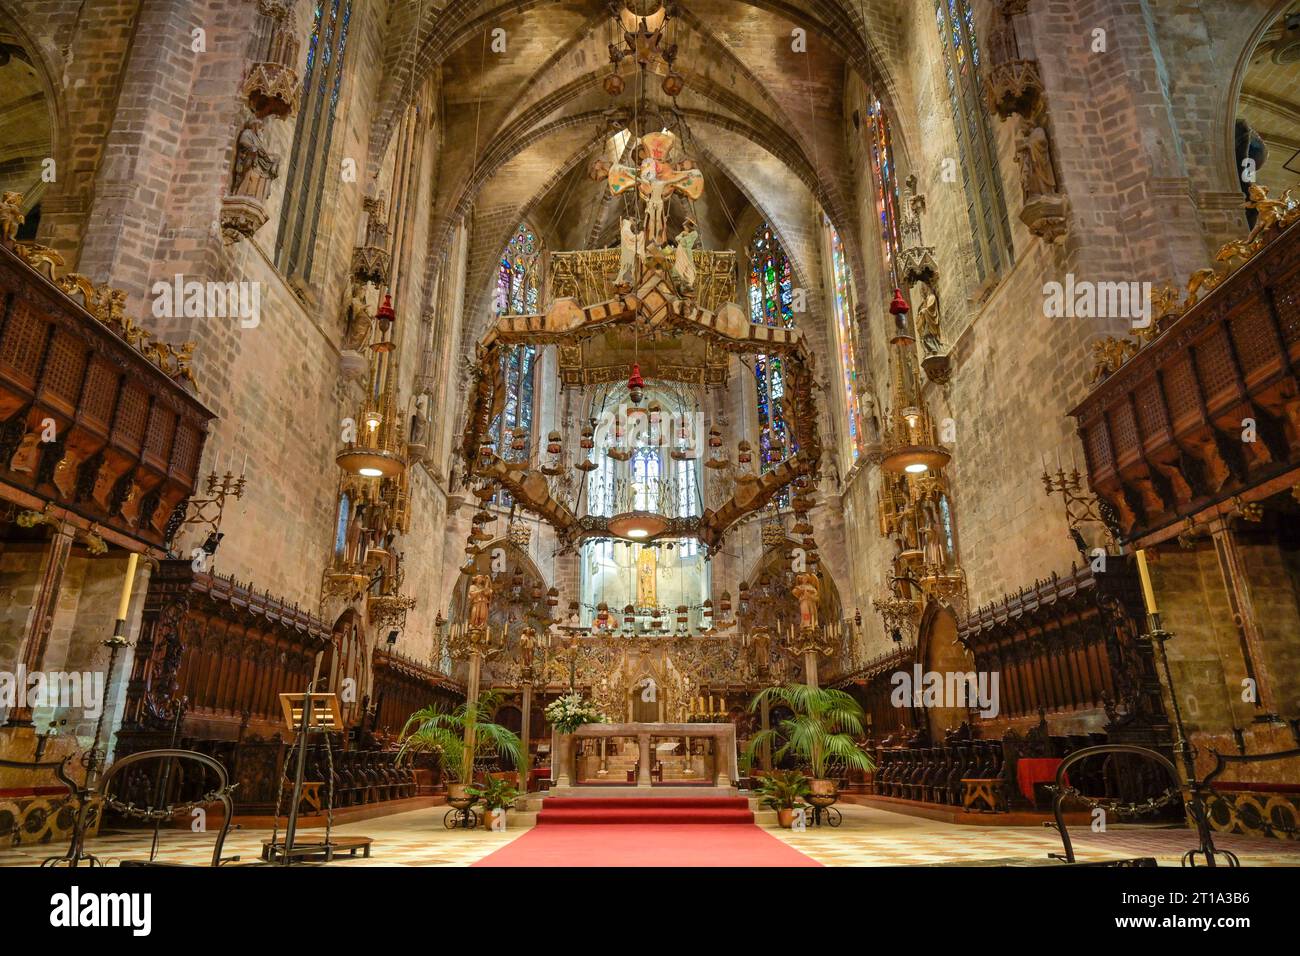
[777,807,795,829]
[481,807,507,829]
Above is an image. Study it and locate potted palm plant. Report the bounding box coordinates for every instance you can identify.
[397,690,524,812]
[754,769,811,828]
[745,684,874,804]
[466,775,521,829]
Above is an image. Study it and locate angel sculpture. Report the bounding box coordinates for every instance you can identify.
[671,217,699,292]
[607,131,704,247]
[616,217,645,289]
[1243,184,1289,245]
[0,191,25,245]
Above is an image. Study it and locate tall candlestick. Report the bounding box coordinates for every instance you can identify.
[1135,549,1159,616]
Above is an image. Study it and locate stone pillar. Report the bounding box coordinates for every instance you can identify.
[519,682,533,792]
[717,728,738,790]
[462,648,482,782]
[555,732,573,788]
[74,0,208,310]
[5,525,75,728]
[1210,521,1275,714]
[804,649,820,689]
[637,732,652,788]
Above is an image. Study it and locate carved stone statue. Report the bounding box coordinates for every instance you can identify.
[1016,116,1057,200]
[343,280,372,351]
[343,502,367,566]
[792,571,820,632]
[861,389,881,446]
[231,117,279,200]
[518,625,539,671]
[915,282,944,357]
[900,176,925,250]
[409,393,430,447]
[468,573,493,631]
[746,626,773,678]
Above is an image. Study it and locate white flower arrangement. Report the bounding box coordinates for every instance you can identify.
[544,693,608,734]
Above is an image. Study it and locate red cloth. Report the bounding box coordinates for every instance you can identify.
[475,824,820,867]
[1017,757,1068,801]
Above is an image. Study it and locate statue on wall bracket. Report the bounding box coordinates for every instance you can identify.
[220,114,280,245]
[984,0,1070,245]
[899,175,951,387]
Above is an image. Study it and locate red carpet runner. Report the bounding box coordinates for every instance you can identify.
[536,796,754,825]
[474,797,821,867]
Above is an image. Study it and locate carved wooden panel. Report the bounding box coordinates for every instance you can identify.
[0,246,214,548]
[1072,221,1300,542]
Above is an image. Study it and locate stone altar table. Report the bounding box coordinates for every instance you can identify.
[554,722,738,789]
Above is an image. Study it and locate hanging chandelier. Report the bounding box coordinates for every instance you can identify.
[879,289,950,476]
[337,329,409,478]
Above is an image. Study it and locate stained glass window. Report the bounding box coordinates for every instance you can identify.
[866,99,903,287]
[934,0,1014,283]
[748,223,798,489]
[826,220,864,461]
[497,225,539,316]
[748,224,795,329]
[333,493,350,558]
[490,225,540,505]
[631,447,660,512]
[276,0,354,281]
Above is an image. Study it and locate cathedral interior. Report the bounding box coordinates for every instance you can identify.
[0,0,1299,905]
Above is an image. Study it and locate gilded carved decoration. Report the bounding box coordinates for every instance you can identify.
[1087,187,1299,386]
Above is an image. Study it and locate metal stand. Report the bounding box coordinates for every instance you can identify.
[147,699,188,863]
[40,630,130,868]
[266,653,342,866]
[1145,613,1238,867]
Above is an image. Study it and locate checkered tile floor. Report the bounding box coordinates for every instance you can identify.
[2,802,1297,867]
[766,804,1300,866]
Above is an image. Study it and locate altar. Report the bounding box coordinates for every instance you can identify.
[553,722,739,789]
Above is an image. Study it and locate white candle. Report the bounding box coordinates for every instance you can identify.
[116,552,139,621]
[1135,550,1159,616]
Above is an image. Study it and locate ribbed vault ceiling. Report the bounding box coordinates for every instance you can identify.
[369,0,909,348]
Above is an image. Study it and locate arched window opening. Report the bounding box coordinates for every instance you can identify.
[826,220,865,462]
[865,99,903,286]
[933,0,1014,283]
[276,0,354,281]
[747,223,798,480]
[1233,5,1300,217]
[490,225,541,507]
